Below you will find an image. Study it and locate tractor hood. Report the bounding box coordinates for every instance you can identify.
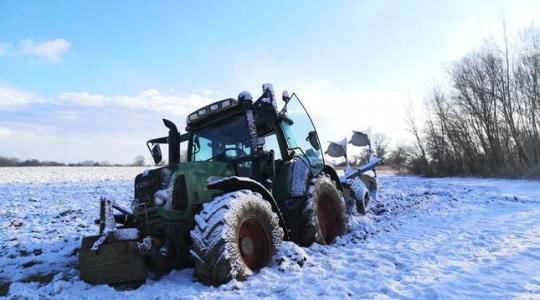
[133,161,235,222]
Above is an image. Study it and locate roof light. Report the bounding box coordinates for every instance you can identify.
[210,103,219,111]
[221,100,231,107]
[189,113,198,121]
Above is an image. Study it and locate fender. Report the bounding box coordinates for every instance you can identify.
[207,176,290,240]
[323,164,343,191]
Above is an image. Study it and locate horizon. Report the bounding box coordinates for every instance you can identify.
[1,1,540,164]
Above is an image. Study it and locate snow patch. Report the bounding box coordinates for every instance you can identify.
[112,228,139,241]
[2,168,540,299]
[261,83,277,110]
[274,242,309,272]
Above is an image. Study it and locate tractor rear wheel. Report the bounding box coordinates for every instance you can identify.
[300,175,348,246]
[190,190,283,286]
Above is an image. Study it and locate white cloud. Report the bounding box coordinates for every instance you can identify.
[0,86,39,110]
[0,43,11,56]
[0,127,9,138]
[445,2,540,61]
[59,92,105,106]
[58,89,213,116]
[275,80,413,146]
[18,38,71,63]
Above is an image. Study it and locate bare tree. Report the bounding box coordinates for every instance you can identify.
[371,133,390,159]
[133,155,146,166]
[410,25,540,177]
[404,104,429,175]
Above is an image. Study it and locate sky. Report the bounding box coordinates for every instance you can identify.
[1,0,539,164]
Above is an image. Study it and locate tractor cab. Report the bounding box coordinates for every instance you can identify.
[147,86,326,190]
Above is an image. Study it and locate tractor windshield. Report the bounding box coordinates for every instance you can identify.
[190,114,253,162]
[280,94,324,171]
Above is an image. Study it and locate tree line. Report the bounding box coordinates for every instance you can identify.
[0,155,148,167]
[402,26,540,178]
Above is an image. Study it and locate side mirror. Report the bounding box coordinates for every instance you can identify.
[151,144,162,164]
[306,130,320,150]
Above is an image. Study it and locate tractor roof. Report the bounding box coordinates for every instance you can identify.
[185,86,280,134]
[185,98,253,130]
[187,98,237,125]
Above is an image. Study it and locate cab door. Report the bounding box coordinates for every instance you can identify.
[279,94,324,174]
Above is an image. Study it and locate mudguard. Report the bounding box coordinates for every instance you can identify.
[207,176,289,240]
[323,164,343,191]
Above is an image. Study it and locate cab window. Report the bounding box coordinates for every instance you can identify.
[263,133,282,160]
[280,94,324,171]
[191,114,252,162]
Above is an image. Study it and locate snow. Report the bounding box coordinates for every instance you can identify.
[261,83,277,110]
[333,137,348,147]
[282,90,290,100]
[290,159,310,197]
[350,176,369,201]
[1,167,539,299]
[245,109,258,151]
[262,83,275,98]
[112,228,139,241]
[238,91,253,101]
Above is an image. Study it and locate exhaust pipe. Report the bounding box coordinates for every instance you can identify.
[163,119,180,165]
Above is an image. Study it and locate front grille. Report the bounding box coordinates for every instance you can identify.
[172,175,188,210]
[134,174,159,205]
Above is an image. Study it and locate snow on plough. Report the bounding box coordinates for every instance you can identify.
[79,84,379,286]
[325,132,382,214]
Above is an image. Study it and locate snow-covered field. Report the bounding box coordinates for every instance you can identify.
[1,167,539,299]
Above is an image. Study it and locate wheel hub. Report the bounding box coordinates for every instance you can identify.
[237,218,271,271]
[240,236,254,256]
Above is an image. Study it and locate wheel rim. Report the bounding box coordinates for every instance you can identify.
[317,194,340,244]
[238,219,272,270]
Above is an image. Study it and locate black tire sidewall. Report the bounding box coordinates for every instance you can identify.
[301,175,348,246]
[190,190,283,286]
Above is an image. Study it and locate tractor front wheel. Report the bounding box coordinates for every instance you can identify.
[300,175,349,246]
[190,190,283,286]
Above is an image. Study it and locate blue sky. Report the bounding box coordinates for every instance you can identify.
[1,0,539,163]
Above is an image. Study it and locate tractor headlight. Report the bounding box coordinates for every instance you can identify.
[154,196,166,207]
[197,108,207,116]
[188,113,198,121]
[153,189,169,207]
[209,103,219,111]
[187,99,239,125]
[221,100,231,107]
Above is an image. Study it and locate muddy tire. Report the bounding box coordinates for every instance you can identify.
[361,174,378,203]
[356,193,368,215]
[190,190,283,286]
[300,175,349,246]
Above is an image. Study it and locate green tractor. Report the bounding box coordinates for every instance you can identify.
[79,84,349,286]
